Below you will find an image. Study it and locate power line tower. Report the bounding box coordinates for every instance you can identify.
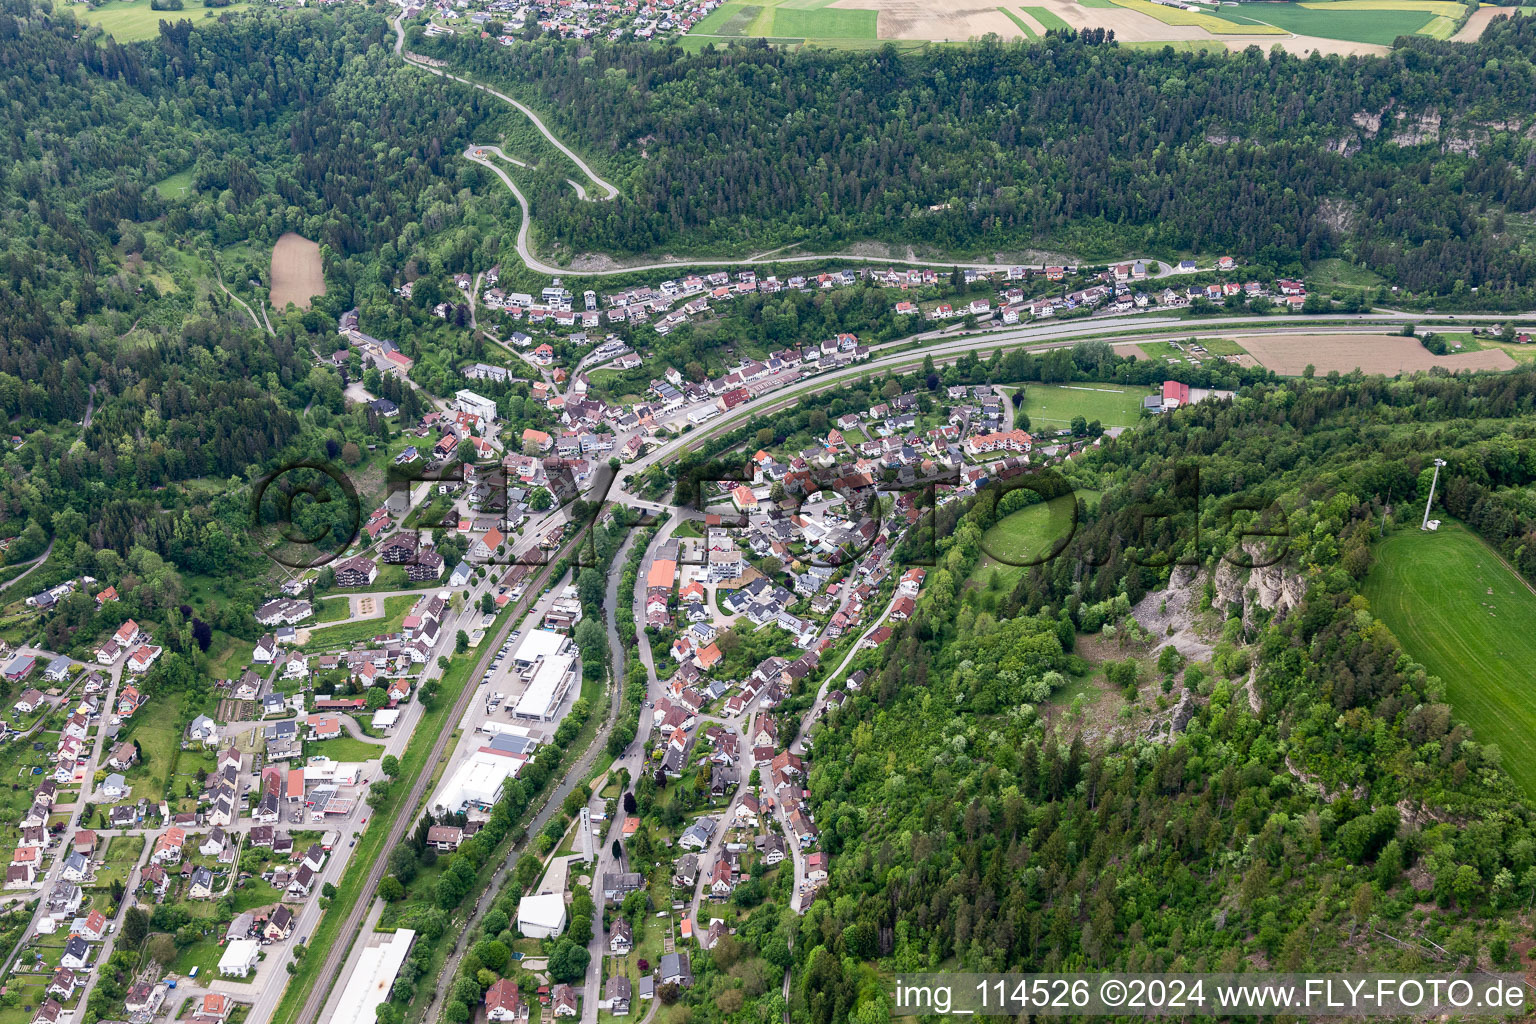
[1420,458,1446,531]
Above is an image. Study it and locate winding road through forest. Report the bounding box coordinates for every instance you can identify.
[393,11,1189,279]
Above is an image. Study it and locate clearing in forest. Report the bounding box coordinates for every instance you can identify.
[968,491,1099,593]
[71,0,253,41]
[270,232,326,311]
[1362,521,1536,798]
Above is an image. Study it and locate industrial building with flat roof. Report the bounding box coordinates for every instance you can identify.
[434,747,526,815]
[512,628,567,668]
[517,892,567,939]
[332,929,416,1024]
[512,652,576,722]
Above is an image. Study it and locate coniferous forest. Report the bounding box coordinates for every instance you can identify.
[7,2,1536,1021]
[422,17,1536,305]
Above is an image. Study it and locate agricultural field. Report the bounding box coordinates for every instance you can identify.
[1215,0,1461,44]
[1015,382,1153,430]
[1108,0,1283,33]
[688,0,878,39]
[688,0,1021,42]
[1235,333,1518,376]
[269,232,326,311]
[1023,4,1071,28]
[69,0,253,41]
[1362,522,1536,797]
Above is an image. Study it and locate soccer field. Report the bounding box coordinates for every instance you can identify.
[1362,521,1536,797]
[1017,383,1152,430]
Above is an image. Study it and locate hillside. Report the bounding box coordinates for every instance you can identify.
[793,370,1536,1019]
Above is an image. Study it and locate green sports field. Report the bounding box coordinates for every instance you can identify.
[1016,382,1153,430]
[71,0,253,41]
[1362,521,1536,797]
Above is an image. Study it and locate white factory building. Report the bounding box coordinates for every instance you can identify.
[512,627,567,669]
[512,652,576,722]
[434,747,525,815]
[333,929,417,1024]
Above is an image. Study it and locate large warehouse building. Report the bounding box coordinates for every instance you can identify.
[332,929,417,1024]
[512,652,576,721]
[512,627,567,670]
[434,747,525,815]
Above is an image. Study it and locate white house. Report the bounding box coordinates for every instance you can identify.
[218,938,260,978]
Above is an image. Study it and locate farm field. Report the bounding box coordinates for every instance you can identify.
[689,0,1023,41]
[1220,0,1450,43]
[1023,4,1070,28]
[1108,0,1283,33]
[689,0,879,38]
[1016,382,1152,429]
[269,232,325,311]
[1362,522,1536,797]
[70,0,253,41]
[678,0,1455,54]
[1235,334,1518,376]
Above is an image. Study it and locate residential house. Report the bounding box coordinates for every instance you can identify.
[552,984,579,1017]
[658,952,693,988]
[485,978,528,1021]
[189,866,216,899]
[61,935,91,970]
[602,976,632,1016]
[608,917,633,955]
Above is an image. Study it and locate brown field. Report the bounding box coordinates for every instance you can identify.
[1237,333,1519,376]
[270,232,325,311]
[1451,5,1509,39]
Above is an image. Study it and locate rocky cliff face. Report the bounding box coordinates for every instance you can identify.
[1211,544,1307,633]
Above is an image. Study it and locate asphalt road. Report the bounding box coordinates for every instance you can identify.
[290,522,593,1024]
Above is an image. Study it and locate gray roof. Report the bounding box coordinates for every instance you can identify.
[659,952,692,985]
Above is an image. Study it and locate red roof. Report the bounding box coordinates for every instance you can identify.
[1162,380,1190,405]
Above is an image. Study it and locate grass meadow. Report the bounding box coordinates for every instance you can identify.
[1362,521,1536,797]
[1016,382,1152,430]
[71,0,253,42]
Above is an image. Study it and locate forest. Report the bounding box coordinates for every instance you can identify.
[419,18,1536,306]
[774,366,1536,1023]
[0,0,510,600]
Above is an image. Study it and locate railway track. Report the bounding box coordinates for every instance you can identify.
[289,524,592,1024]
